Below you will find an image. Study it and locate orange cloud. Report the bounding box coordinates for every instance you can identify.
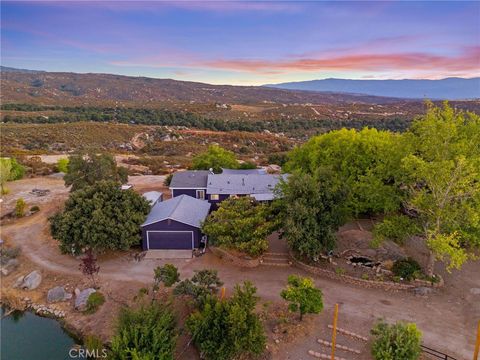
[204,47,480,74]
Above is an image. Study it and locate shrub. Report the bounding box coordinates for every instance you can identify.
[30,205,40,213]
[56,158,69,173]
[372,215,421,247]
[154,264,179,288]
[15,198,26,218]
[0,246,21,265]
[84,335,104,356]
[371,320,422,360]
[174,269,223,307]
[361,273,370,280]
[186,281,266,360]
[335,267,346,275]
[280,275,323,320]
[110,303,177,360]
[86,292,105,314]
[163,173,173,186]
[392,258,422,281]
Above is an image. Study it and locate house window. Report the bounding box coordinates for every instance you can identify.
[196,190,206,200]
[210,194,220,201]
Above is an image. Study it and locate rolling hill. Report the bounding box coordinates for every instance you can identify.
[264,77,480,100]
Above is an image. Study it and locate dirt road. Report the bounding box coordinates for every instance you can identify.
[1,176,478,359]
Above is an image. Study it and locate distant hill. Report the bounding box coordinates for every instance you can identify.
[264,78,480,100]
[0,66,411,106]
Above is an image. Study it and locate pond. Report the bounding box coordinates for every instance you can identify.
[1,307,80,360]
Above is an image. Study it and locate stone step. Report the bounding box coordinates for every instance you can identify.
[308,350,347,360]
[264,252,289,257]
[327,325,368,342]
[261,258,292,266]
[317,339,361,354]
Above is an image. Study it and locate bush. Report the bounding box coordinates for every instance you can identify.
[392,258,422,281]
[371,320,422,360]
[174,269,223,307]
[372,215,421,246]
[110,303,177,360]
[30,205,40,213]
[154,264,179,288]
[186,281,265,360]
[84,335,104,356]
[56,158,69,173]
[15,198,26,218]
[0,246,21,265]
[86,292,105,314]
[280,275,323,320]
[163,173,173,186]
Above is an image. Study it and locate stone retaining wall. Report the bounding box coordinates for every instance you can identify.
[290,252,443,291]
[209,246,260,268]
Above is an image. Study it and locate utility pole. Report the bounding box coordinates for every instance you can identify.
[331,304,339,360]
[474,320,480,360]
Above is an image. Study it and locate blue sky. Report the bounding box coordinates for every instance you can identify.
[1,1,479,85]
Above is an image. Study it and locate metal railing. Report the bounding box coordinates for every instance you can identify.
[421,345,458,360]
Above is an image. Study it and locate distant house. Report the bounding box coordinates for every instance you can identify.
[142,191,163,207]
[140,195,211,251]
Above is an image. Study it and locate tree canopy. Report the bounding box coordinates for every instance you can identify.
[201,197,274,257]
[191,145,240,173]
[186,281,266,360]
[63,152,128,191]
[280,275,323,320]
[284,127,409,215]
[277,170,347,260]
[110,302,177,360]
[371,320,422,360]
[50,181,150,254]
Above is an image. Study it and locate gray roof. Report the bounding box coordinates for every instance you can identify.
[142,191,163,205]
[206,174,288,195]
[169,170,210,188]
[221,168,266,175]
[141,194,211,228]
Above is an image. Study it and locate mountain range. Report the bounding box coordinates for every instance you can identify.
[264,77,480,100]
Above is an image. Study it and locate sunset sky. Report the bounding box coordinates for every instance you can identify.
[1,1,479,85]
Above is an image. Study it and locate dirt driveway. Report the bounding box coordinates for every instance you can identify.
[1,176,479,359]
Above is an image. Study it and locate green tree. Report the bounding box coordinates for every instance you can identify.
[154,264,180,288]
[201,197,274,257]
[186,281,266,360]
[191,145,239,173]
[277,170,347,260]
[371,320,422,360]
[280,275,323,320]
[401,102,480,274]
[50,181,150,254]
[15,198,26,218]
[63,152,128,191]
[174,269,223,307]
[0,158,12,194]
[56,158,69,173]
[110,302,177,360]
[9,158,25,180]
[284,127,409,215]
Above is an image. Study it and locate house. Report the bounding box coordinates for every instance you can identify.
[169,170,210,200]
[140,194,211,251]
[142,191,163,207]
[220,168,266,175]
[206,173,287,207]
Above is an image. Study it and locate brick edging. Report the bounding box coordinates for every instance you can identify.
[209,246,260,268]
[289,251,443,291]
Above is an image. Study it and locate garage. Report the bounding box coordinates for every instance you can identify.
[146,231,193,250]
[141,194,211,253]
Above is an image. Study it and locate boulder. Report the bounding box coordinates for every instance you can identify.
[47,286,72,303]
[75,288,96,311]
[21,271,42,290]
[470,288,480,296]
[1,258,19,276]
[12,275,25,288]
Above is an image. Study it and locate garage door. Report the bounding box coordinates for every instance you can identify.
[146,231,193,250]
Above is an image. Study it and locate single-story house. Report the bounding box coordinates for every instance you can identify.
[142,191,163,207]
[140,194,211,251]
[220,168,266,175]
